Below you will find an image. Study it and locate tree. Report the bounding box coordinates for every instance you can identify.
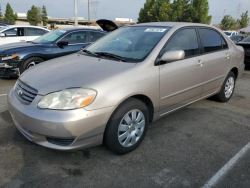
[191,0,211,24]
[4,3,17,24]
[151,0,171,21]
[171,0,192,22]
[138,0,155,23]
[238,11,249,29]
[138,0,212,24]
[27,5,42,26]
[0,4,3,21]
[220,15,237,30]
[41,5,48,26]
[138,0,172,23]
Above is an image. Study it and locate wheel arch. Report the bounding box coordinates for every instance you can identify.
[103,94,155,135]
[230,67,238,79]
[22,54,46,62]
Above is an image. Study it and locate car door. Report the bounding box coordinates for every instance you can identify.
[24,27,48,41]
[0,27,25,45]
[53,30,89,58]
[159,27,203,114]
[197,28,230,97]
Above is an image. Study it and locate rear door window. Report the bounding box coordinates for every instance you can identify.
[161,28,200,58]
[198,28,228,53]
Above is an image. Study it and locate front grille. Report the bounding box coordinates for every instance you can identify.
[46,137,75,146]
[15,80,38,104]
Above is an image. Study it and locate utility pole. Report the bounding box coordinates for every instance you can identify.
[74,0,78,26]
[88,0,90,21]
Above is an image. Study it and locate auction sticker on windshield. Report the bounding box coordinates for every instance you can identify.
[145,28,167,32]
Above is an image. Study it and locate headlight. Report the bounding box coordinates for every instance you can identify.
[2,54,18,61]
[38,88,97,110]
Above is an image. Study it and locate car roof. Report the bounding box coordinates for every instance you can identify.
[1,25,49,31]
[134,22,211,28]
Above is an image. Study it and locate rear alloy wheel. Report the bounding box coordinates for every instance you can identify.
[104,98,149,154]
[213,71,236,102]
[224,76,235,99]
[20,57,44,74]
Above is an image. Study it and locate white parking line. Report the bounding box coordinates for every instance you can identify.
[202,142,250,188]
[0,94,7,97]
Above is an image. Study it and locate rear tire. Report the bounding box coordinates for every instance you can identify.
[104,98,149,154]
[212,71,236,103]
[20,57,44,74]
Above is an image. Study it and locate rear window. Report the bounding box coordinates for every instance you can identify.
[199,28,228,53]
[25,28,48,36]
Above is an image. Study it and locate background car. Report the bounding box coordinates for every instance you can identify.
[0,20,118,78]
[0,25,49,45]
[237,36,250,69]
[0,22,9,29]
[0,27,106,78]
[230,34,246,43]
[224,30,238,38]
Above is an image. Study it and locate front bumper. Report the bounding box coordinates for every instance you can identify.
[0,62,19,78]
[8,88,115,150]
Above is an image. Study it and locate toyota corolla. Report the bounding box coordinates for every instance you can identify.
[8,22,244,154]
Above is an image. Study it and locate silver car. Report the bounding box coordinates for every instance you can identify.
[8,22,245,154]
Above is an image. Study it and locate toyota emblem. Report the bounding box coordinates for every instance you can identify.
[17,89,23,96]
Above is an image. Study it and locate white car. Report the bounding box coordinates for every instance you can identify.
[0,25,49,45]
[224,31,239,38]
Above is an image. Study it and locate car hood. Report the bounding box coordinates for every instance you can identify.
[237,42,250,45]
[20,53,137,95]
[0,42,44,53]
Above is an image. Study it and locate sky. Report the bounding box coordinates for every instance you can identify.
[1,0,250,24]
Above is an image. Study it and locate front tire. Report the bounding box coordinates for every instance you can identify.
[104,98,149,154]
[213,71,236,102]
[20,57,44,74]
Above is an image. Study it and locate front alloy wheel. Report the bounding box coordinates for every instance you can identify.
[118,109,145,148]
[105,98,149,154]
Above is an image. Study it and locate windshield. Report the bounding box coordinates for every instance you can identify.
[33,30,66,44]
[0,26,8,32]
[241,36,250,42]
[85,26,170,62]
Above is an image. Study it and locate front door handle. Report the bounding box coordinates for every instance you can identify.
[197,60,204,67]
[225,53,231,60]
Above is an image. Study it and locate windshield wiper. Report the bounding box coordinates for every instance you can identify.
[81,49,100,57]
[95,52,127,62]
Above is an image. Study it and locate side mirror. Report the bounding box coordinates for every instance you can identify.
[57,41,69,48]
[156,50,185,65]
[0,33,5,37]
